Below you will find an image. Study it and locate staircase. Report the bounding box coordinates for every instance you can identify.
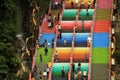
[91,0,112,80]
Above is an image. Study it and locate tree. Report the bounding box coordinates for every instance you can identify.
[0,0,21,79]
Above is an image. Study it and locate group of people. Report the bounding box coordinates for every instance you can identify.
[40,39,54,48]
[74,21,85,33]
[57,24,61,37]
[39,38,55,63]
[71,0,93,9]
[47,12,61,30]
[47,13,54,30]
[39,46,48,63]
[61,66,69,80]
[38,65,50,80]
[51,0,64,10]
[72,63,87,80]
[72,63,81,73]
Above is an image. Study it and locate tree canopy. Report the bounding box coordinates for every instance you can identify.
[0,0,51,79]
[0,0,20,79]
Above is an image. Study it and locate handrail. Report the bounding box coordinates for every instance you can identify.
[76,10,78,26]
[89,1,97,80]
[68,24,75,80]
[108,0,114,79]
[29,45,38,80]
[48,23,58,80]
[48,39,56,80]
[29,11,47,80]
[109,26,112,80]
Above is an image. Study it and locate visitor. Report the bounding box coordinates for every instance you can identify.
[74,25,78,32]
[47,41,51,47]
[77,71,82,80]
[55,1,58,9]
[63,38,67,47]
[44,47,48,56]
[78,62,81,71]
[71,1,74,8]
[81,0,84,8]
[87,36,91,47]
[43,39,47,47]
[61,67,65,77]
[34,65,37,73]
[83,70,87,80]
[58,13,60,21]
[72,63,75,73]
[88,1,91,9]
[40,54,42,62]
[43,70,47,78]
[54,51,58,62]
[49,20,54,30]
[59,30,62,38]
[58,24,62,38]
[86,9,89,17]
[47,13,51,22]
[58,24,61,32]
[48,21,52,29]
[52,38,54,48]
[112,15,116,24]
[93,0,96,6]
[35,73,39,80]
[39,71,42,80]
[46,65,50,77]
[74,72,78,80]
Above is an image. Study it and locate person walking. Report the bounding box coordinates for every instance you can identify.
[52,38,54,48]
[87,36,91,47]
[58,24,62,38]
[88,1,91,9]
[81,0,84,8]
[71,1,74,8]
[77,71,82,80]
[74,25,78,32]
[44,47,48,56]
[61,67,65,77]
[54,51,58,62]
[81,23,85,32]
[63,38,67,47]
[40,54,42,62]
[78,62,81,71]
[34,65,37,73]
[43,39,47,47]
[86,9,89,17]
[39,71,42,80]
[72,63,75,73]
[46,65,50,77]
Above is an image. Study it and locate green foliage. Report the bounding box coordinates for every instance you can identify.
[114,52,120,64]
[0,0,21,79]
[113,33,120,64]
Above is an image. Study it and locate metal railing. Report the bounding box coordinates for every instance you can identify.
[89,1,97,80]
